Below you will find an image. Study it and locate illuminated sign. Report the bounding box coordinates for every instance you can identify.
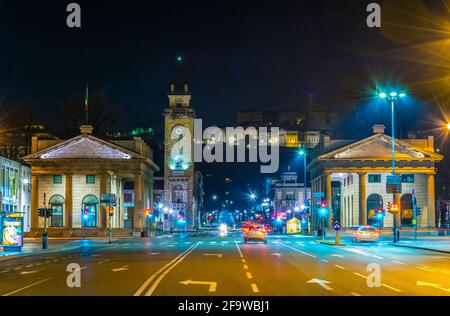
[1,214,24,251]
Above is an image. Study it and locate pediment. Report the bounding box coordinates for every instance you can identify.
[320,134,440,161]
[26,135,138,160]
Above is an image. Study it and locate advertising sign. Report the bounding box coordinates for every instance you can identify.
[1,213,24,252]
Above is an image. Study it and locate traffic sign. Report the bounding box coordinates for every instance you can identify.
[386,175,402,185]
[101,194,117,206]
[313,192,325,198]
[332,222,341,231]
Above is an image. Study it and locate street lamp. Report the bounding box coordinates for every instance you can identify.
[250,193,256,200]
[446,122,450,130]
[378,89,406,243]
[298,148,309,234]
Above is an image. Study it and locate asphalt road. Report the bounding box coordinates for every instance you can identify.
[0,232,449,296]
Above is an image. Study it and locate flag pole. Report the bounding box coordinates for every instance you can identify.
[85,83,89,124]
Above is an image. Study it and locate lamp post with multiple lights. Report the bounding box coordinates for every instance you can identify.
[378,90,406,243]
[298,148,310,234]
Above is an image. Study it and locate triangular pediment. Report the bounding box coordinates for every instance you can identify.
[320,134,442,161]
[25,135,141,160]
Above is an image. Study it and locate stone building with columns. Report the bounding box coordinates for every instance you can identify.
[307,125,443,231]
[23,125,160,237]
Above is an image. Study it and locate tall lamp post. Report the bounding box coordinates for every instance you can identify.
[298,148,309,234]
[378,90,406,243]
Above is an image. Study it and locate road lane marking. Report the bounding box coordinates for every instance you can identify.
[334,265,345,270]
[417,281,450,293]
[246,272,253,279]
[307,279,333,291]
[251,283,260,293]
[243,265,249,270]
[417,266,434,273]
[0,270,10,273]
[235,241,244,258]
[321,259,329,263]
[353,272,367,279]
[344,247,383,260]
[179,280,217,292]
[392,261,405,265]
[382,283,402,293]
[20,271,38,275]
[2,278,53,296]
[280,243,316,258]
[203,254,223,258]
[270,253,282,258]
[331,254,344,258]
[350,292,362,296]
[145,244,199,296]
[98,259,111,264]
[111,265,130,272]
[134,244,199,296]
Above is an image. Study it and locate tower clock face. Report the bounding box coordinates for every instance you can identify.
[172,125,185,139]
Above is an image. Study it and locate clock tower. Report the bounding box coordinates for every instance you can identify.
[163,57,197,231]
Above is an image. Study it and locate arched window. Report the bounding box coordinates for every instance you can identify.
[367,194,383,227]
[401,194,414,226]
[49,195,64,227]
[82,195,99,227]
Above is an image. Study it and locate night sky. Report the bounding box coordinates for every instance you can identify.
[1,0,449,207]
[3,0,444,126]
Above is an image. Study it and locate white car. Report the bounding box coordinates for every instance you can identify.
[352,226,380,243]
[219,224,228,237]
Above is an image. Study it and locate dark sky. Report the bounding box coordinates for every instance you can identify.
[0,0,414,127]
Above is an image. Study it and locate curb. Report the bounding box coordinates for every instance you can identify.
[315,240,347,247]
[389,243,450,254]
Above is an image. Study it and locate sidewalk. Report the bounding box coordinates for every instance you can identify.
[389,236,450,254]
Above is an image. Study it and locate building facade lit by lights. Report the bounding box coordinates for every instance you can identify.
[308,125,443,230]
[23,125,160,236]
[0,156,31,230]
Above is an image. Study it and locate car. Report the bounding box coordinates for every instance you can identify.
[243,224,268,244]
[219,224,228,237]
[352,226,380,243]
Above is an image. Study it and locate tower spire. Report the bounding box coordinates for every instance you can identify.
[169,55,189,95]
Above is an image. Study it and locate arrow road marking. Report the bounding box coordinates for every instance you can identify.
[417,281,450,293]
[179,280,217,292]
[111,265,129,272]
[307,279,333,291]
[203,254,223,258]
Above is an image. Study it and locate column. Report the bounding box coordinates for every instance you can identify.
[65,174,72,229]
[359,173,367,225]
[134,173,143,231]
[31,175,39,233]
[99,173,109,229]
[326,173,332,226]
[427,174,436,228]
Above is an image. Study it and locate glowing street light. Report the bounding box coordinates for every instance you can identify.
[447,122,450,130]
[250,193,256,200]
[377,88,407,243]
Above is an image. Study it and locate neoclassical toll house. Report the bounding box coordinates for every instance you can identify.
[23,125,159,237]
[308,125,443,230]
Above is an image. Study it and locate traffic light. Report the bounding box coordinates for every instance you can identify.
[38,208,44,217]
[417,207,422,216]
[388,203,399,214]
[144,208,153,217]
[108,206,114,216]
